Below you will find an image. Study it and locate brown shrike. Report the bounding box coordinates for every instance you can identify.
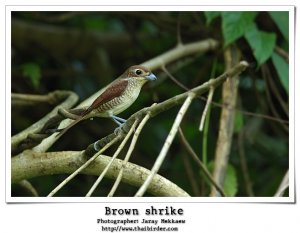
[56,65,157,137]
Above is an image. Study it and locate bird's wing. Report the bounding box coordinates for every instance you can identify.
[82,79,129,116]
[56,79,129,138]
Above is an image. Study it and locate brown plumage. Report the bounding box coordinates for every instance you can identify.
[82,79,129,116]
[56,65,156,138]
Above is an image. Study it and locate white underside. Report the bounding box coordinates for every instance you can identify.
[97,86,142,118]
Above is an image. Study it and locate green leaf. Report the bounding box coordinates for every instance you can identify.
[234,110,244,133]
[21,63,41,88]
[206,162,238,197]
[245,23,276,66]
[204,12,221,25]
[221,12,258,46]
[223,164,238,197]
[269,12,289,41]
[272,52,289,94]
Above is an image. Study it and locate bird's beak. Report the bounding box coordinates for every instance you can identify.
[145,73,157,81]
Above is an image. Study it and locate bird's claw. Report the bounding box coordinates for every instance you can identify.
[114,123,125,135]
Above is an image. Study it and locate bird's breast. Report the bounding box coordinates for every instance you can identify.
[92,80,144,117]
[110,82,142,115]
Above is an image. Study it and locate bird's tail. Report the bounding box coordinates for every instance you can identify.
[55,117,83,138]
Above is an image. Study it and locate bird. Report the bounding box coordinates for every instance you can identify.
[55,65,157,138]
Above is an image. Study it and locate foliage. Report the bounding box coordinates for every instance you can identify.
[21,62,41,89]
[272,53,289,94]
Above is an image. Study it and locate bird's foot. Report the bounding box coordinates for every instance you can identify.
[111,115,127,135]
[114,123,125,135]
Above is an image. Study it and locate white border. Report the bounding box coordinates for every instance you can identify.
[6,5,295,203]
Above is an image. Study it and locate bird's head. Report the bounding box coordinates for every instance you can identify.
[124,65,157,83]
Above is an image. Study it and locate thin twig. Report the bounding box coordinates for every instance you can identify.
[176,13,183,45]
[57,107,81,120]
[181,150,201,196]
[108,106,155,197]
[199,87,214,131]
[135,94,195,197]
[18,180,39,197]
[47,136,120,197]
[86,120,138,197]
[178,128,226,197]
[161,65,188,90]
[261,65,289,133]
[12,93,59,106]
[274,170,289,197]
[238,131,254,196]
[264,65,289,116]
[275,46,289,62]
[202,98,211,166]
[199,59,217,131]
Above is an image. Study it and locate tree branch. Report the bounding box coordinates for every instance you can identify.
[47,136,120,197]
[11,150,189,197]
[11,90,78,154]
[210,46,241,197]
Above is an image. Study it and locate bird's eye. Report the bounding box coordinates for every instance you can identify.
[135,69,142,75]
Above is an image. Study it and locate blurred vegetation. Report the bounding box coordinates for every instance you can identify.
[11,11,289,197]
